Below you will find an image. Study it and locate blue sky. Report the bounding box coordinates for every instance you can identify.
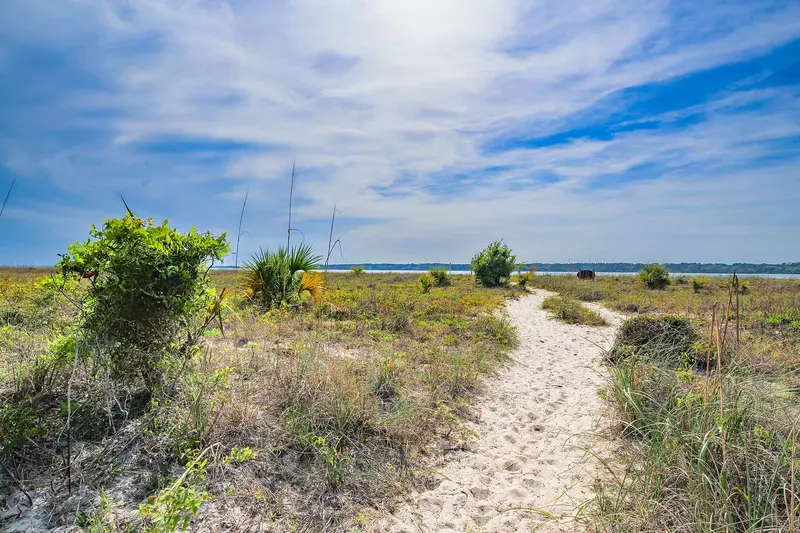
[1,0,799,265]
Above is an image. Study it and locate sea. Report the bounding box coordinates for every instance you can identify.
[325,269,800,280]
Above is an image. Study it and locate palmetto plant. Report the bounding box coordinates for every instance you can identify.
[243,243,323,308]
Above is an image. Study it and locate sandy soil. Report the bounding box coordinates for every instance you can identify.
[371,290,622,533]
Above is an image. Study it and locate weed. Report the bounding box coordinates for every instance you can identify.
[639,263,670,290]
[418,274,433,293]
[429,267,451,287]
[351,265,365,276]
[541,296,607,326]
[608,314,697,367]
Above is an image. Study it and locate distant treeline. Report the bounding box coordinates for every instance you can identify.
[321,262,800,274]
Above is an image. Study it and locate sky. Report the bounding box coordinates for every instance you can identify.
[1,0,799,266]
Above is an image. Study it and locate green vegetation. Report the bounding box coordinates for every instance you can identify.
[607,314,697,366]
[350,265,365,276]
[541,295,607,326]
[429,266,451,287]
[56,213,229,384]
[537,273,800,532]
[243,243,323,308]
[325,262,800,274]
[471,241,516,287]
[639,263,670,290]
[1,242,521,530]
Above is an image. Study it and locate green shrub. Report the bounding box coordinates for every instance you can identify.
[639,264,670,290]
[608,314,697,367]
[0,404,42,455]
[243,244,322,309]
[690,277,710,293]
[351,265,365,276]
[471,241,516,287]
[516,272,532,289]
[428,267,451,287]
[418,274,433,294]
[541,296,607,326]
[57,214,229,385]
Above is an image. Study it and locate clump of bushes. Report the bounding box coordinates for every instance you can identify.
[471,241,515,287]
[57,214,229,384]
[639,264,670,290]
[351,265,365,276]
[541,296,607,326]
[690,277,711,293]
[429,267,451,287]
[608,314,697,367]
[418,273,433,293]
[243,243,322,309]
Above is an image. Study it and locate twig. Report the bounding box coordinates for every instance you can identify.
[234,187,249,269]
[286,160,295,252]
[734,273,740,349]
[0,457,33,508]
[0,179,15,219]
[791,431,796,533]
[65,334,82,494]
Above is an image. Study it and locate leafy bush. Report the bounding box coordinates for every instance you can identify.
[608,314,697,367]
[243,244,322,309]
[418,274,433,294]
[690,277,710,293]
[351,265,365,276]
[515,272,532,289]
[639,263,670,290]
[429,267,451,287]
[471,241,516,287]
[57,214,228,384]
[541,296,607,326]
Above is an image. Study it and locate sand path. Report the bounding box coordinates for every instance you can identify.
[372,290,622,533]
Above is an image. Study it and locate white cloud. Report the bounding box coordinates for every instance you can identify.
[1,0,799,264]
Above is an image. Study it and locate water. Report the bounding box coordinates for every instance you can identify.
[325,269,800,279]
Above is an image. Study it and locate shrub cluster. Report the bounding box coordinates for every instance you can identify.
[57,214,229,384]
[471,241,516,287]
[608,314,697,367]
[639,263,670,290]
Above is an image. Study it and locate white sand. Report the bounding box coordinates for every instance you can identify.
[371,290,622,533]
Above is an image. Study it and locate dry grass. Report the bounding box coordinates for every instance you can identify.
[0,268,520,531]
[540,295,608,326]
[546,273,800,532]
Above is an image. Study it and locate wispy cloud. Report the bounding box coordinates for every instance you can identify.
[1,0,798,264]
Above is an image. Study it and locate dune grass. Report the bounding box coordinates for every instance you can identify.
[0,268,520,531]
[540,295,607,326]
[539,273,800,532]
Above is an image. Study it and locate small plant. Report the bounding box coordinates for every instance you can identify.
[471,241,516,287]
[418,274,433,293]
[429,267,451,287]
[690,277,710,293]
[221,446,259,466]
[351,265,365,276]
[608,314,697,366]
[516,272,532,289]
[639,263,670,290]
[243,244,322,308]
[139,451,211,533]
[541,296,607,326]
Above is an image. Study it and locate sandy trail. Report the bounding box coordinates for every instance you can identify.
[372,290,622,533]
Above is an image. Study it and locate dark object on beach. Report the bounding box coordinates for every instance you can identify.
[577,269,595,280]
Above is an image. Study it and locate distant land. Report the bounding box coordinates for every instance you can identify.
[319,262,800,274]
